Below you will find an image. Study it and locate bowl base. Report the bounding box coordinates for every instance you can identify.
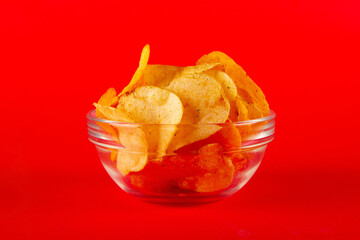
[130,192,230,205]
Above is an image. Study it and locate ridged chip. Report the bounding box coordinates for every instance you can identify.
[205,70,238,121]
[94,103,148,175]
[117,86,183,155]
[197,51,270,116]
[120,44,150,95]
[165,73,230,151]
[178,143,235,192]
[95,88,120,143]
[142,65,183,87]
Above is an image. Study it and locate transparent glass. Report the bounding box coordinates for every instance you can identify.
[87,109,275,204]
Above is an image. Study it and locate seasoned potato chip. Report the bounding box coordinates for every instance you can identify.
[235,96,252,138]
[93,103,132,122]
[94,103,148,175]
[117,150,148,176]
[95,88,120,143]
[117,86,183,155]
[205,70,238,121]
[178,143,235,192]
[242,100,263,119]
[197,51,270,116]
[235,95,264,138]
[142,63,218,88]
[175,122,241,154]
[110,149,117,162]
[165,73,230,151]
[235,96,249,121]
[97,88,119,107]
[179,63,219,76]
[116,126,148,175]
[227,152,249,172]
[120,44,150,95]
[142,65,183,87]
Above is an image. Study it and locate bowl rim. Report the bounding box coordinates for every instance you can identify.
[86,109,275,126]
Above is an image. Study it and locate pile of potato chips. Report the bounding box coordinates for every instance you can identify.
[94,45,269,193]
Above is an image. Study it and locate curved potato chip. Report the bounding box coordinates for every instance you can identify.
[235,96,249,121]
[120,44,150,95]
[205,70,238,121]
[95,88,120,143]
[242,100,263,119]
[235,96,251,138]
[175,121,241,154]
[178,143,235,192]
[117,150,148,176]
[97,88,119,107]
[179,63,219,76]
[93,103,148,175]
[93,103,133,122]
[142,65,183,87]
[197,51,270,116]
[142,63,219,88]
[165,73,230,151]
[116,126,148,175]
[117,86,183,155]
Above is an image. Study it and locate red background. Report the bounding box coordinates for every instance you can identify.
[1,0,360,239]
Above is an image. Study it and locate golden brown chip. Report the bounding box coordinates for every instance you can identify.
[205,70,238,121]
[142,63,218,88]
[95,88,120,143]
[117,150,148,176]
[117,86,183,155]
[235,96,251,138]
[197,51,270,116]
[94,103,147,175]
[110,149,117,162]
[164,73,230,151]
[93,103,133,122]
[142,65,183,87]
[179,63,219,76]
[116,126,148,175]
[178,143,235,192]
[120,44,150,95]
[97,88,119,107]
[242,101,263,119]
[235,96,249,121]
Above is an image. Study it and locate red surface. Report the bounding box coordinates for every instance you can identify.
[1,0,360,239]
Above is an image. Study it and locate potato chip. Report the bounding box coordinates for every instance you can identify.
[95,88,120,143]
[93,103,133,122]
[116,126,148,175]
[179,63,219,76]
[242,100,263,119]
[164,73,230,151]
[117,86,183,155]
[110,149,117,162]
[142,63,219,88]
[235,96,252,138]
[235,95,265,139]
[94,103,148,175]
[205,70,238,121]
[175,122,241,154]
[178,143,235,192]
[235,96,249,121]
[129,158,184,193]
[227,152,249,172]
[197,51,270,116]
[97,88,119,107]
[142,65,183,87]
[120,44,150,95]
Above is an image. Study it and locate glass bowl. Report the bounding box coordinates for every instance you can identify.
[87,109,275,204]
